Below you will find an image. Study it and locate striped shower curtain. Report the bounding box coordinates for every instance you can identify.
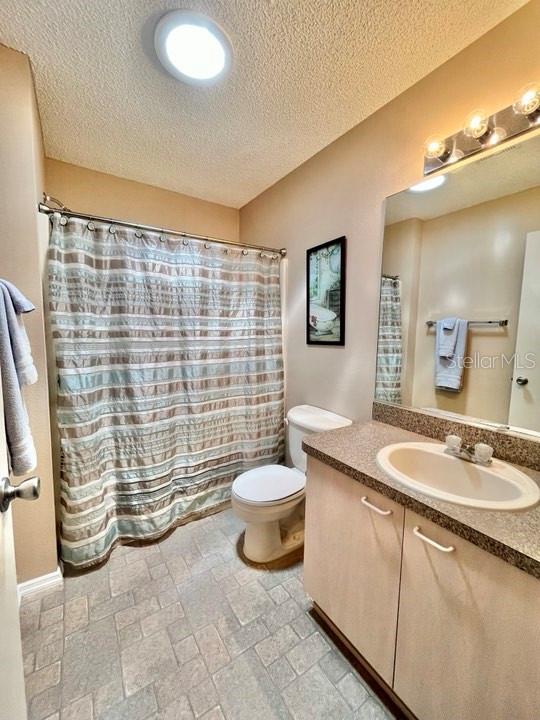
[375,276,402,403]
[48,215,284,568]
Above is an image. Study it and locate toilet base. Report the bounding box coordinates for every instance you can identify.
[243,519,304,563]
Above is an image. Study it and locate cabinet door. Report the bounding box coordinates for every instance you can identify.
[395,510,540,720]
[303,457,404,684]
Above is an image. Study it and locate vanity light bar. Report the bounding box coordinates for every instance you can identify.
[423,82,540,175]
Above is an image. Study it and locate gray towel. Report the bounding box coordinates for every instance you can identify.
[437,316,459,358]
[0,281,38,475]
[435,318,468,392]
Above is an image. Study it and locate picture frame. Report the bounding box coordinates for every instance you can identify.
[306,236,346,345]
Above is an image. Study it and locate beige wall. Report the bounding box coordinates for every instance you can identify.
[240,0,540,421]
[45,159,239,242]
[0,45,57,582]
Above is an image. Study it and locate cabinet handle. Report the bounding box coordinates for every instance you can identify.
[361,495,393,516]
[413,525,455,553]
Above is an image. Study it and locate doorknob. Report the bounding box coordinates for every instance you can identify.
[0,476,40,513]
[516,377,529,386]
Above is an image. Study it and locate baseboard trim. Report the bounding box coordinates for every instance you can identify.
[17,567,63,604]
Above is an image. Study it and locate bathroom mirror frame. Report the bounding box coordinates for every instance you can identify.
[375,128,540,440]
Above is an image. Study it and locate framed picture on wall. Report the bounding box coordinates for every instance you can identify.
[306,236,346,345]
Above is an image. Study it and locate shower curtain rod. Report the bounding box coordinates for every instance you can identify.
[38,196,287,257]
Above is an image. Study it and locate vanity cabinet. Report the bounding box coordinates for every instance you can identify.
[304,457,404,684]
[394,510,540,720]
[304,457,540,720]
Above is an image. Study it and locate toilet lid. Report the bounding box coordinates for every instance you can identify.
[232,465,305,504]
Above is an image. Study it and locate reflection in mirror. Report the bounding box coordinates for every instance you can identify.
[376,133,540,435]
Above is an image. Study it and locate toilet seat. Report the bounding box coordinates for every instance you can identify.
[232,465,305,506]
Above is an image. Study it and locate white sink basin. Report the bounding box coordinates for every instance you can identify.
[376,442,540,511]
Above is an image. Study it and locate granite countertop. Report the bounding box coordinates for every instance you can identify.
[303,420,540,579]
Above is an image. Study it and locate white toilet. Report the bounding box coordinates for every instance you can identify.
[231,404,352,563]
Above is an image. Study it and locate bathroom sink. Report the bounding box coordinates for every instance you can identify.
[376,442,540,510]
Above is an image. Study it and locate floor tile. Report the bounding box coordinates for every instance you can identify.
[188,677,219,717]
[121,629,178,697]
[110,560,151,597]
[338,673,369,710]
[286,632,330,675]
[61,693,93,720]
[354,697,392,719]
[64,596,89,636]
[29,685,61,720]
[195,624,230,673]
[62,616,121,705]
[213,649,290,720]
[319,650,350,684]
[255,624,299,667]
[282,665,352,720]
[26,662,61,702]
[226,581,274,626]
[154,657,208,709]
[267,656,297,690]
[140,601,185,637]
[101,685,157,720]
[173,635,200,665]
[263,598,303,634]
[155,696,194,720]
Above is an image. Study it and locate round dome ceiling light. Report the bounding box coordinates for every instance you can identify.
[409,175,446,193]
[154,10,232,85]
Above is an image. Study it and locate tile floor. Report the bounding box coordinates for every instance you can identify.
[20,508,394,720]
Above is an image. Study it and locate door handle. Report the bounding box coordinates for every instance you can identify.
[413,525,455,553]
[361,495,393,516]
[516,377,529,386]
[0,476,40,513]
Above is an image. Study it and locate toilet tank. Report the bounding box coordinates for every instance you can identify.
[286,404,352,472]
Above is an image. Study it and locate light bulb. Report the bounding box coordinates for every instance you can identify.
[424,136,448,160]
[463,109,490,140]
[513,82,540,117]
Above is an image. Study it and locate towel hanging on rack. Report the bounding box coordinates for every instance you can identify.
[0,279,38,475]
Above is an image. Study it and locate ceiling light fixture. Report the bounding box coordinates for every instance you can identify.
[154,10,232,85]
[409,175,446,193]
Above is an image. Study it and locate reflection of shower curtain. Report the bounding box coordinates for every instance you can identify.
[375,277,402,403]
[48,215,284,568]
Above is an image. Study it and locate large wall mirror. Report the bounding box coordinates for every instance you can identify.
[375,133,540,435]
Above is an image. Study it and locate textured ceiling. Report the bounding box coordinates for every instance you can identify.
[0,0,528,207]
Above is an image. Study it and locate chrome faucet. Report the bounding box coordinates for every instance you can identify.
[444,435,494,466]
